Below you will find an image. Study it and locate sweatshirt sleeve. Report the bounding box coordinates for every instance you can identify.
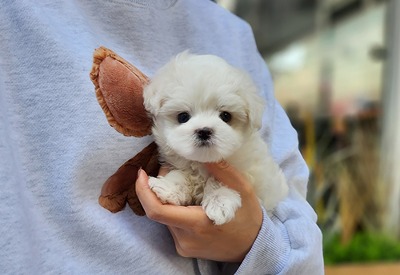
[235,191,324,275]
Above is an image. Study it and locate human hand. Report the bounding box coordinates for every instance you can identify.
[135,161,263,262]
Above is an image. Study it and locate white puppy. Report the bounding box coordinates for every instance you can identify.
[143,52,288,225]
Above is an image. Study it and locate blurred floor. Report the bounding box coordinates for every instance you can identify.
[325,263,400,275]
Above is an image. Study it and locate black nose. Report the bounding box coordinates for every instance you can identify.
[196,127,213,141]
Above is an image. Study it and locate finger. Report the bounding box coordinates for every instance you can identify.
[155,204,210,228]
[136,169,210,228]
[204,161,252,194]
[153,204,208,228]
[135,168,163,208]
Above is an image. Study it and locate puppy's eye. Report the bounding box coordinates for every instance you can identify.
[177,112,191,124]
[219,111,232,123]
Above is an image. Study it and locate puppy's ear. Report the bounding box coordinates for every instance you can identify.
[236,70,265,130]
[246,89,265,129]
[143,82,163,117]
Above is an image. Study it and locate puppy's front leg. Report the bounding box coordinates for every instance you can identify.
[149,170,193,206]
[202,177,241,225]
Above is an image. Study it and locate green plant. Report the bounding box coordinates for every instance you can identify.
[323,232,400,265]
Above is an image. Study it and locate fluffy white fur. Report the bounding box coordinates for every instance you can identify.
[143,52,288,225]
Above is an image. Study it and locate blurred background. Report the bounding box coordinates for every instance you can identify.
[215,0,400,272]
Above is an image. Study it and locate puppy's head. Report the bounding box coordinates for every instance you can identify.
[143,51,265,163]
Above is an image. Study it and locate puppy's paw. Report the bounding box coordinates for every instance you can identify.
[202,187,241,225]
[148,176,191,206]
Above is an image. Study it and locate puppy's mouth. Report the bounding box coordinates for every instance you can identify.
[196,139,214,147]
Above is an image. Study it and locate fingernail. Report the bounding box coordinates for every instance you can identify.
[137,167,143,178]
[205,160,229,171]
[217,160,230,169]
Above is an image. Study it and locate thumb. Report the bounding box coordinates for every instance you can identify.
[135,168,164,211]
[204,161,253,195]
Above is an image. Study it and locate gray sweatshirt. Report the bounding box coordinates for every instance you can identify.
[0,0,324,274]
